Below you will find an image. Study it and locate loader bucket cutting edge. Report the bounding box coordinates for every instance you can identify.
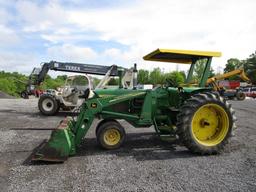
[31,117,75,162]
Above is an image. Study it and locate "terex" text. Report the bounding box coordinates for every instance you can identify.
[65,66,81,71]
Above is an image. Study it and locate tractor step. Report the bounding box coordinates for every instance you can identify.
[159,134,177,142]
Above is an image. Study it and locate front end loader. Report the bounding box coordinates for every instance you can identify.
[31,49,236,162]
[206,69,251,100]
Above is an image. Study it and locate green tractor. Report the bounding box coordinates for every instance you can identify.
[32,49,236,162]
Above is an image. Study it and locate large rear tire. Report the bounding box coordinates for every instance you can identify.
[38,95,59,116]
[176,92,235,154]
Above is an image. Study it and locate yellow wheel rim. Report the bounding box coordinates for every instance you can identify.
[191,104,229,146]
[103,128,121,146]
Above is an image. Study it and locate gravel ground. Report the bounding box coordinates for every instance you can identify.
[0,98,255,192]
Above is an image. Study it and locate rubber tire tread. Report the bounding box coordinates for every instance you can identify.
[176,92,236,155]
[96,120,126,150]
[38,94,59,116]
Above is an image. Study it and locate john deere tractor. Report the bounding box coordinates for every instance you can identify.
[31,49,236,162]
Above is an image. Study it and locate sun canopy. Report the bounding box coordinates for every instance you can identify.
[143,49,221,64]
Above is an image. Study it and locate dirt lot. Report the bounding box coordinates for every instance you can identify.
[0,98,255,192]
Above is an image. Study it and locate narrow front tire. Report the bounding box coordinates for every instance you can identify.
[96,121,126,150]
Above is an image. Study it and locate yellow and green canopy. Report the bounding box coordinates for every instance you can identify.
[143,49,221,64]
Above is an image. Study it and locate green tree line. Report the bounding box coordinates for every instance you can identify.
[0,71,67,97]
[138,68,186,86]
[1,50,255,97]
[0,68,186,97]
[223,51,256,83]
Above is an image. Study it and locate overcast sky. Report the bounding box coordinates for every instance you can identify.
[0,0,255,76]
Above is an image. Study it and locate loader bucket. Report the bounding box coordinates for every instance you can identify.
[31,117,75,162]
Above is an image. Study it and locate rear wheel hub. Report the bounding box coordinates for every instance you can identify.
[192,104,229,146]
[42,98,54,111]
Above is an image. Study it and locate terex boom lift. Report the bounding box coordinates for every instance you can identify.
[22,61,118,98]
[22,61,137,115]
[31,49,236,162]
[207,69,250,100]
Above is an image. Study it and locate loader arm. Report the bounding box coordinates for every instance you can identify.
[206,69,251,90]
